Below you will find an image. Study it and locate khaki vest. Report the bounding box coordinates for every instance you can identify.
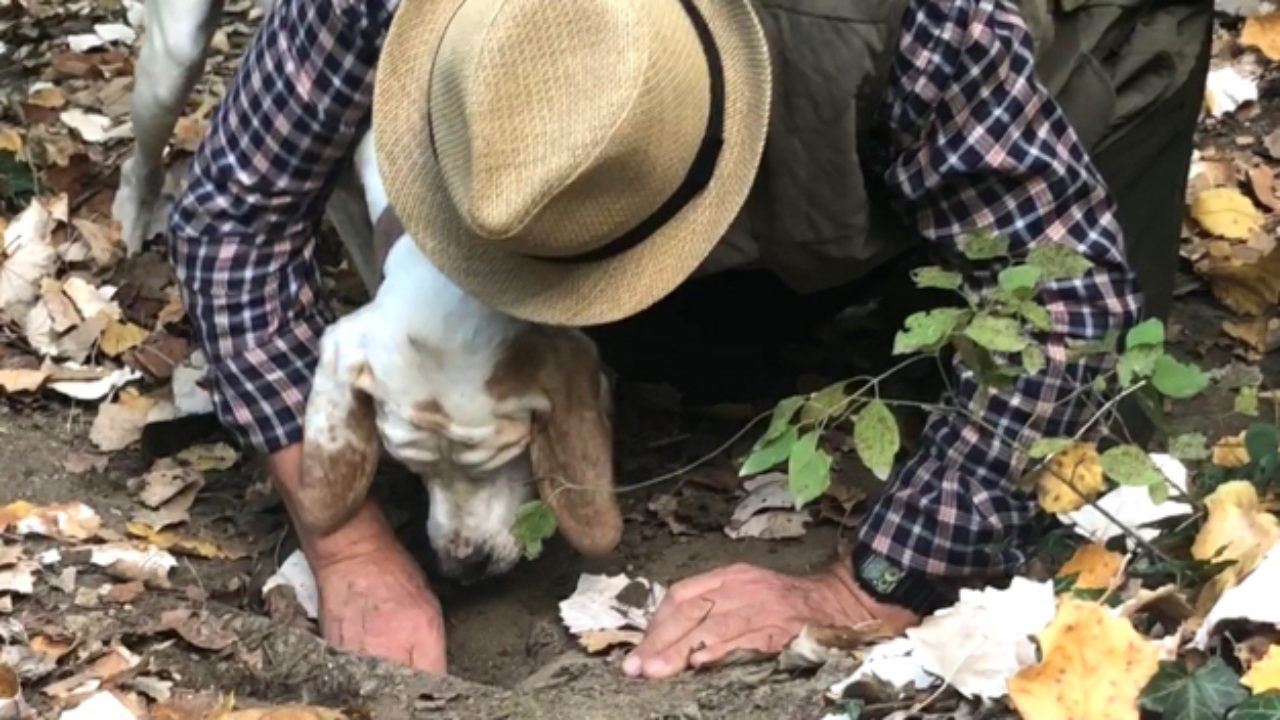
[702,0,1212,291]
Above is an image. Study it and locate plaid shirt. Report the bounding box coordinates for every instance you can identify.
[169,0,1141,581]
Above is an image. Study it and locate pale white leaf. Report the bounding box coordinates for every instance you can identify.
[558,573,666,635]
[92,23,137,45]
[1193,545,1280,648]
[1059,454,1192,546]
[59,109,114,144]
[261,549,318,620]
[47,365,141,401]
[826,637,937,698]
[58,690,139,720]
[905,577,1056,699]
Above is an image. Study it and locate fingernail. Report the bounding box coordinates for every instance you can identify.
[623,654,641,677]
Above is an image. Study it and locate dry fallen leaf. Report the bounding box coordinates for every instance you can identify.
[102,581,145,605]
[1198,245,1280,316]
[262,550,319,621]
[1212,432,1251,468]
[0,501,101,541]
[29,635,73,662]
[221,708,348,720]
[26,84,66,109]
[0,128,22,154]
[0,369,49,394]
[1243,645,1280,693]
[175,443,239,472]
[0,200,58,317]
[1190,187,1265,239]
[58,109,116,144]
[136,460,203,508]
[1191,481,1280,615]
[89,543,176,587]
[63,451,109,475]
[42,645,141,700]
[577,628,644,654]
[1008,598,1159,720]
[0,562,37,595]
[1033,443,1104,513]
[1056,543,1125,591]
[131,484,200,531]
[1248,165,1280,211]
[125,523,244,560]
[90,391,156,452]
[61,277,120,321]
[1242,12,1280,60]
[70,218,123,269]
[100,320,150,357]
[157,609,236,652]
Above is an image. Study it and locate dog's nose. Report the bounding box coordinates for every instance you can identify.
[450,548,491,582]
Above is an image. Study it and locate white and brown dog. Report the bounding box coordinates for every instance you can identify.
[117,0,623,581]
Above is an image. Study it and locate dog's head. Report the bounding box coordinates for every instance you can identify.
[300,298,622,582]
[414,325,620,579]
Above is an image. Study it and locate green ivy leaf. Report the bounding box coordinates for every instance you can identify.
[853,399,899,482]
[800,382,850,424]
[1117,345,1164,387]
[1126,318,1166,349]
[1151,355,1210,399]
[998,264,1043,299]
[1245,422,1279,466]
[741,425,799,476]
[959,231,1010,260]
[762,396,804,442]
[911,266,964,291]
[892,308,970,355]
[1168,432,1211,462]
[1021,345,1046,375]
[1229,691,1280,720]
[1019,301,1052,332]
[962,313,1029,353]
[1140,657,1249,720]
[1235,386,1260,416]
[512,501,557,560]
[1027,243,1093,280]
[788,430,832,508]
[1029,437,1075,459]
[1100,445,1165,487]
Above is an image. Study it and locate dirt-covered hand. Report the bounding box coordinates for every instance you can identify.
[307,504,447,675]
[622,562,917,680]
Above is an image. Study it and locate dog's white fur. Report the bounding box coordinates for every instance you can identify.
[120,0,622,580]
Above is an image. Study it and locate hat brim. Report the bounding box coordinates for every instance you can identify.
[372,0,771,327]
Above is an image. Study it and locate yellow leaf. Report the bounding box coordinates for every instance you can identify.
[1212,432,1251,468]
[1008,598,1159,720]
[1033,443,1104,513]
[1243,645,1280,694]
[125,522,243,560]
[1191,481,1280,615]
[26,85,66,109]
[1242,12,1280,61]
[0,128,22,154]
[1057,543,1125,591]
[100,320,151,357]
[1191,188,1264,240]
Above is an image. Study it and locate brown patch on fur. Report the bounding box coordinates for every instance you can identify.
[489,328,621,556]
[407,398,452,434]
[297,363,380,536]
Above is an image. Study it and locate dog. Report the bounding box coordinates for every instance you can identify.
[297,134,622,580]
[111,0,381,290]
[117,0,623,581]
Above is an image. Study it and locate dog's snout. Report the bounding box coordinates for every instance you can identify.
[450,548,491,582]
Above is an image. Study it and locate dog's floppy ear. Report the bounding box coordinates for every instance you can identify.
[298,329,380,537]
[493,328,622,557]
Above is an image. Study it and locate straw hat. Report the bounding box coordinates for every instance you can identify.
[372,0,771,326]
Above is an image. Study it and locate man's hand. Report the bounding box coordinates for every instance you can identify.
[269,445,447,674]
[623,562,919,680]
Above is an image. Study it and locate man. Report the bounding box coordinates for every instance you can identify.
[168,0,1209,679]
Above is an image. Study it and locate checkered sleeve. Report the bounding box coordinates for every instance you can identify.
[855,0,1143,579]
[167,0,396,453]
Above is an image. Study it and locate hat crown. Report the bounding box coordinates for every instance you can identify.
[428,0,711,257]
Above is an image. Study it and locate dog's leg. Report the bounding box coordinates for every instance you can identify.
[113,0,223,254]
[326,161,380,296]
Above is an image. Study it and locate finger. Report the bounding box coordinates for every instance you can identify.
[624,593,719,677]
[638,610,759,680]
[688,625,795,669]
